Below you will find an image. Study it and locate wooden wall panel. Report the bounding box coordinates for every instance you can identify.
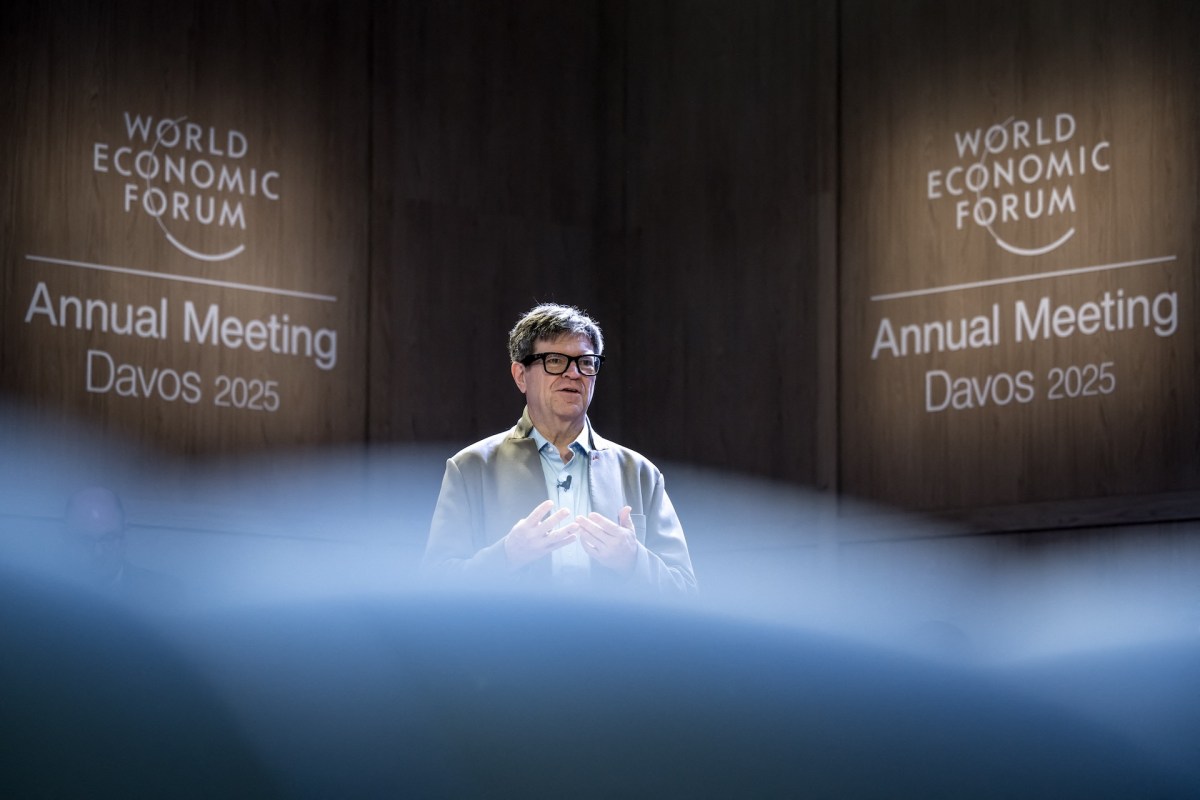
[369,0,606,443]
[2,0,1194,565]
[612,0,835,484]
[0,0,369,454]
[2,0,839,488]
[367,0,837,486]
[840,0,1200,516]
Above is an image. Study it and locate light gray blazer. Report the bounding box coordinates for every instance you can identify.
[422,408,697,595]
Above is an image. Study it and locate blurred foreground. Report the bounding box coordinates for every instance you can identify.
[2,404,1199,796]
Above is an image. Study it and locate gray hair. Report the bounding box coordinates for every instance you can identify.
[507,303,604,362]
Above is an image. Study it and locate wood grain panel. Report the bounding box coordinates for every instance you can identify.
[0,0,370,454]
[615,0,834,484]
[368,0,605,445]
[840,0,1200,513]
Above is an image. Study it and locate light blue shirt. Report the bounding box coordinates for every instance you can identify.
[529,422,593,583]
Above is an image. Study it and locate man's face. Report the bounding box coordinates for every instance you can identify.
[512,333,599,430]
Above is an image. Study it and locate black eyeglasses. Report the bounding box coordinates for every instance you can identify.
[521,352,606,376]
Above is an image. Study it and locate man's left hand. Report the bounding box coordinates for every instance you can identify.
[577,506,638,574]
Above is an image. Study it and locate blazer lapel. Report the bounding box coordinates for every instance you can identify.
[503,409,555,582]
[587,443,625,521]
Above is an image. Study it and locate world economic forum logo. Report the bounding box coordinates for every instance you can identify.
[92,112,281,262]
[925,112,1110,257]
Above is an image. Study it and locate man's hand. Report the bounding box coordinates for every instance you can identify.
[577,506,638,574]
[504,499,579,571]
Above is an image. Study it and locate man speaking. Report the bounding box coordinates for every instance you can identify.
[422,304,696,595]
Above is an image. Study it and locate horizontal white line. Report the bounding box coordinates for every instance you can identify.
[25,254,338,303]
[870,255,1178,302]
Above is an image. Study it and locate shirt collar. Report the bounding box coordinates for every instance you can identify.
[529,419,593,455]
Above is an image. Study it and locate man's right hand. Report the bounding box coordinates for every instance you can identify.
[503,499,579,570]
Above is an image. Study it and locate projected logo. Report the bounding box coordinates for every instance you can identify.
[925,112,1111,257]
[92,112,281,262]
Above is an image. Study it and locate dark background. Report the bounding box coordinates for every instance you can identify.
[367,0,834,490]
[1,0,1197,540]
